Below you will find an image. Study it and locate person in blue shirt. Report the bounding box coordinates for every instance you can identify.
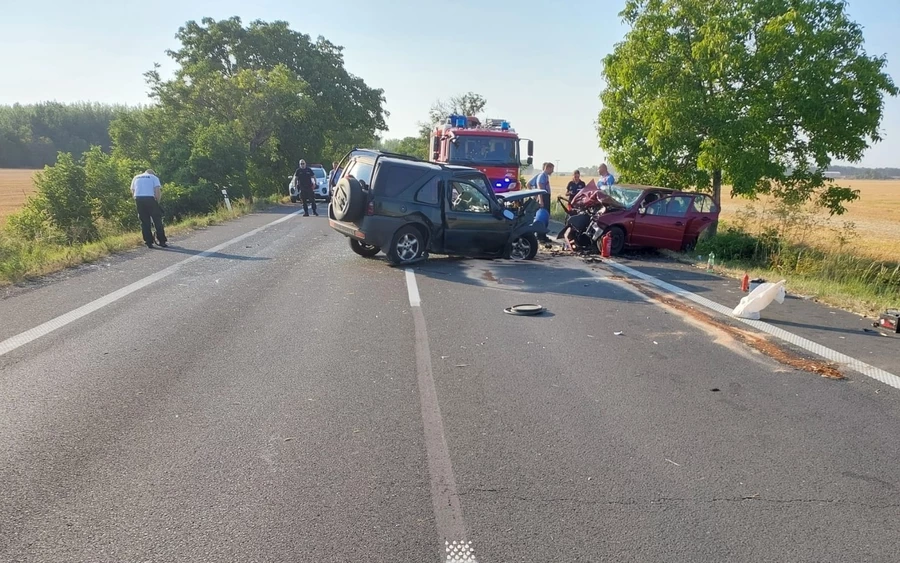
[598,163,616,186]
[527,162,555,242]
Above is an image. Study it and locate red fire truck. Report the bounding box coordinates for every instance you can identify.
[428,115,534,194]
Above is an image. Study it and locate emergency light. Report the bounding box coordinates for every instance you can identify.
[448,114,467,128]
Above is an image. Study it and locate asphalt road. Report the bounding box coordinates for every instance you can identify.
[2,205,899,562]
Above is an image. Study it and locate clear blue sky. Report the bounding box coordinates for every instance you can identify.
[1,0,898,171]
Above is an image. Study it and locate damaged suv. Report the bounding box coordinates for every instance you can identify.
[328,149,547,265]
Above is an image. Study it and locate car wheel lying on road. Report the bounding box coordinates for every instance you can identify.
[507,232,538,261]
[349,239,380,258]
[332,178,365,222]
[387,225,425,265]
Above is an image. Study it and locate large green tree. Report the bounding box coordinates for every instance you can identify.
[599,0,897,234]
[111,17,388,199]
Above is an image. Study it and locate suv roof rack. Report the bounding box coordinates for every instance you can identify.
[350,147,466,171]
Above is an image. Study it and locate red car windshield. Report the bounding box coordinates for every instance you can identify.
[600,186,645,208]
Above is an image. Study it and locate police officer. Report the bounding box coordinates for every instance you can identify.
[292,159,318,216]
[130,169,168,248]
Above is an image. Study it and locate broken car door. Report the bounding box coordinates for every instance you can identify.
[684,194,719,246]
[443,179,509,256]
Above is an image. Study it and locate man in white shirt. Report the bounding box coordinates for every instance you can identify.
[130,169,168,248]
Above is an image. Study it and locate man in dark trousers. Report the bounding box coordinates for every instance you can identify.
[130,169,167,248]
[292,159,318,216]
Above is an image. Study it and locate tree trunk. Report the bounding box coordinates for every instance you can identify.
[709,168,722,237]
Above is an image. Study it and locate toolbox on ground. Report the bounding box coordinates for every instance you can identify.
[873,310,900,334]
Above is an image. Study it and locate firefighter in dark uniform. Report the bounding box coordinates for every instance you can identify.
[292,159,318,216]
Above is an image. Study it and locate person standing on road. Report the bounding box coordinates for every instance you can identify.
[527,162,555,243]
[566,170,586,201]
[131,169,167,249]
[292,159,318,216]
[328,161,340,187]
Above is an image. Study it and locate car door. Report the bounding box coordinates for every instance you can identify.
[684,194,719,243]
[630,195,692,250]
[443,178,509,256]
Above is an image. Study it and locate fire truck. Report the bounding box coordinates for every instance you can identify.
[428,114,534,194]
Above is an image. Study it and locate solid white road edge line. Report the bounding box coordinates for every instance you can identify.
[405,269,477,563]
[604,259,900,392]
[0,208,305,358]
[406,268,422,307]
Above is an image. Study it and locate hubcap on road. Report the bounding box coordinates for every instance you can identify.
[397,234,420,262]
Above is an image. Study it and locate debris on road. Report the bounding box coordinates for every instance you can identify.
[614,331,624,336]
[732,280,786,320]
[620,277,845,379]
[503,304,546,316]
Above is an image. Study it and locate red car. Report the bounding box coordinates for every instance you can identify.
[589,184,720,255]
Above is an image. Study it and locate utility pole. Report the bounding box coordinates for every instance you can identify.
[555,159,560,174]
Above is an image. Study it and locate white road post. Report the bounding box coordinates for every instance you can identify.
[221,188,233,212]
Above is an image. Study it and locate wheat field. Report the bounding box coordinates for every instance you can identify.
[0,169,38,223]
[550,175,900,261]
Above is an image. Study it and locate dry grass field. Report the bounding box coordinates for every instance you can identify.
[550,175,900,261]
[0,169,38,223]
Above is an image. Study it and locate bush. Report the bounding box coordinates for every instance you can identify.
[161,182,222,221]
[31,152,98,243]
[696,226,765,262]
[82,146,142,231]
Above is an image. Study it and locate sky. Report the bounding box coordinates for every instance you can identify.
[1,0,898,171]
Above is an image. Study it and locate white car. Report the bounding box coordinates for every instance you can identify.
[288,165,331,203]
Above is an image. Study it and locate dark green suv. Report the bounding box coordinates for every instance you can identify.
[327,149,547,265]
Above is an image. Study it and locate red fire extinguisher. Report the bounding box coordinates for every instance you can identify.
[741,273,750,292]
[600,231,612,258]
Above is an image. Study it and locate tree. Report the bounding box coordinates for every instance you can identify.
[0,102,134,168]
[376,136,428,159]
[598,0,898,235]
[111,16,388,199]
[418,92,488,138]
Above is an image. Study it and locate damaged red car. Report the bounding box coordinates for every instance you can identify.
[562,184,720,255]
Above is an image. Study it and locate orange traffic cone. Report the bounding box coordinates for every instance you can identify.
[741,273,750,292]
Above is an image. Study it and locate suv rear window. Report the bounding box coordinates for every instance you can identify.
[344,159,375,189]
[374,163,430,197]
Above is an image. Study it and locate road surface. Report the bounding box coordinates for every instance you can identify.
[1,206,898,562]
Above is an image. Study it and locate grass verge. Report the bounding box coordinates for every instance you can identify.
[0,197,278,287]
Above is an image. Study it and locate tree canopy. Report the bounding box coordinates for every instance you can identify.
[111,16,389,199]
[0,102,133,168]
[598,0,898,231]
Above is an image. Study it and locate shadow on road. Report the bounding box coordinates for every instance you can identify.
[160,246,271,261]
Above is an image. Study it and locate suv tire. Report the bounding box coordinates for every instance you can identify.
[507,232,538,260]
[350,239,380,258]
[332,178,365,221]
[387,225,425,265]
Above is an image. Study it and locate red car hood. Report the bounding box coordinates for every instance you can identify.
[572,180,627,210]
